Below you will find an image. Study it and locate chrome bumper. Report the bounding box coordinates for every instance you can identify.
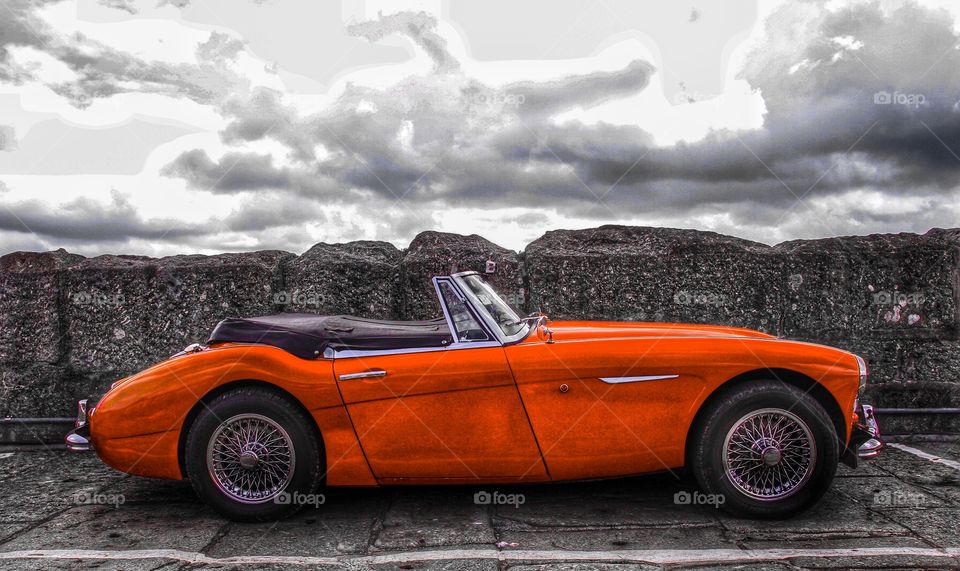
[65,399,93,452]
[842,403,884,467]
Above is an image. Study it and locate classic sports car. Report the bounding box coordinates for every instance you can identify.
[67,271,883,521]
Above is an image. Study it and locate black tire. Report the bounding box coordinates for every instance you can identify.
[184,387,323,522]
[689,380,838,519]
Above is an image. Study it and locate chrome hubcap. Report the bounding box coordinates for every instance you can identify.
[206,413,295,504]
[722,408,816,501]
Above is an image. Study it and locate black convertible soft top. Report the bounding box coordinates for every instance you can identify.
[207,314,453,359]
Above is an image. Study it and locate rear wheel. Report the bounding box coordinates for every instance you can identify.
[689,381,838,518]
[184,387,323,521]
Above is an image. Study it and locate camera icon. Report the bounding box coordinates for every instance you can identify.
[874,91,892,104]
[273,291,291,305]
[673,491,692,505]
[873,490,890,505]
[72,292,92,305]
[274,492,291,505]
[474,491,491,505]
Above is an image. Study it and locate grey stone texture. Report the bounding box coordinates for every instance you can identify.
[0,225,957,422]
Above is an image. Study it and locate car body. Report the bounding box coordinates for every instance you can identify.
[67,271,883,520]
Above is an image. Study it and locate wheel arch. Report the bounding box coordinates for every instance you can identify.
[684,367,847,467]
[176,379,325,479]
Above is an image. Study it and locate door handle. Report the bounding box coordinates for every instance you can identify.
[338,369,387,381]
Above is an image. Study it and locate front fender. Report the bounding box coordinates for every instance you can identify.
[90,344,375,485]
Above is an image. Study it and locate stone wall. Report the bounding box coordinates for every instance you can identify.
[1,225,957,427]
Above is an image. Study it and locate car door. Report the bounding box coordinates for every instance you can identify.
[333,278,547,482]
[504,336,707,481]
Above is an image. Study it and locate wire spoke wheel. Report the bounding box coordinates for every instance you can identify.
[206,413,296,504]
[722,408,816,501]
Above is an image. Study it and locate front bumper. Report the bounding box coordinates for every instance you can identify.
[65,399,93,452]
[841,403,884,468]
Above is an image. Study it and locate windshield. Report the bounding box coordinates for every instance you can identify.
[458,274,525,337]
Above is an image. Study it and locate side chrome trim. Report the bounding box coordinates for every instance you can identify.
[598,374,679,384]
[338,369,387,381]
[333,341,502,359]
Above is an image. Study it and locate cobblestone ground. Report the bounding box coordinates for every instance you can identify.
[0,441,958,570]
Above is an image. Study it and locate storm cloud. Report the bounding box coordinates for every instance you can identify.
[160,2,960,245]
[2,0,959,255]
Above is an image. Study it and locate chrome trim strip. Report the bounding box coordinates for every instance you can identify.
[598,374,679,384]
[333,341,502,359]
[338,370,387,381]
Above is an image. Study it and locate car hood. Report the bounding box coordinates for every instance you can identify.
[541,320,777,342]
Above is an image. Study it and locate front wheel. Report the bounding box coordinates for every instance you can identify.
[689,381,838,518]
[184,387,323,521]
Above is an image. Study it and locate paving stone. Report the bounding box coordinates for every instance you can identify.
[718,491,910,540]
[369,559,499,571]
[209,488,385,556]
[373,488,496,550]
[677,565,794,571]
[2,502,223,552]
[879,507,960,548]
[870,447,960,505]
[831,474,949,510]
[786,553,960,569]
[0,450,123,523]
[508,564,658,571]
[739,534,929,551]
[0,559,175,571]
[496,525,731,551]
[835,458,888,478]
[0,449,955,568]
[102,474,196,505]
[492,480,714,531]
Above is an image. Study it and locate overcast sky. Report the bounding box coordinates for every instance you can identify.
[1,0,959,256]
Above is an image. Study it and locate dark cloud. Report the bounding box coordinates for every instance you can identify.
[222,194,326,232]
[5,2,960,255]
[0,190,208,241]
[161,149,292,192]
[160,2,960,237]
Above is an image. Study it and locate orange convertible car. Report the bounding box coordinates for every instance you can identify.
[67,271,883,521]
